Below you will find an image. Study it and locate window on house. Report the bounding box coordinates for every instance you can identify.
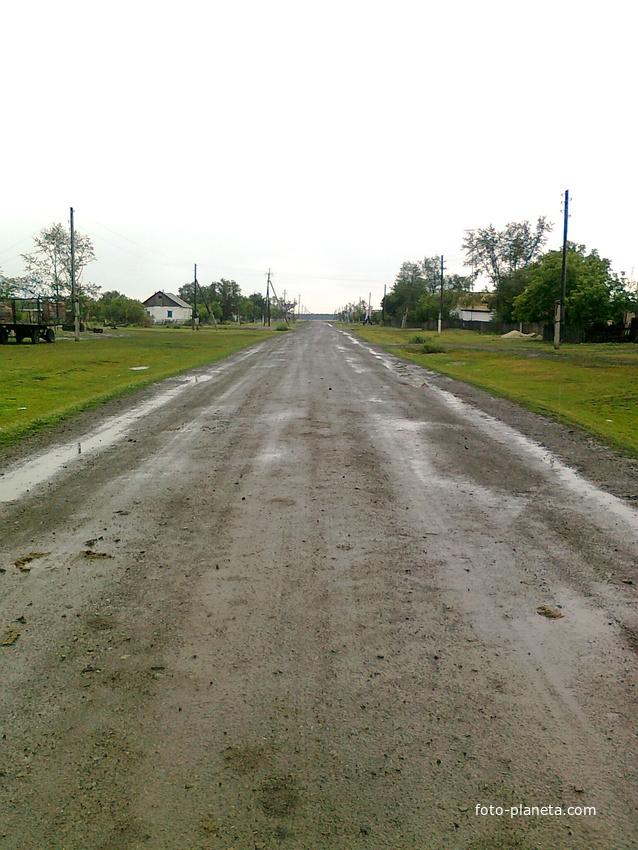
[167,310,173,318]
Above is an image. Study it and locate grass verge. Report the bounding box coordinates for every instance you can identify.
[0,326,279,448]
[343,324,638,457]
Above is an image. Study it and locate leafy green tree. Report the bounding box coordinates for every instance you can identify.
[0,271,27,297]
[21,222,97,297]
[275,297,297,322]
[486,268,532,322]
[247,292,266,321]
[178,281,196,304]
[178,280,269,324]
[384,262,425,327]
[94,290,146,326]
[179,281,221,325]
[512,244,632,326]
[219,279,242,321]
[238,297,255,322]
[383,259,472,325]
[208,300,223,323]
[236,292,269,323]
[463,217,552,290]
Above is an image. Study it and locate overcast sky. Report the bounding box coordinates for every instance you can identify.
[2,0,635,314]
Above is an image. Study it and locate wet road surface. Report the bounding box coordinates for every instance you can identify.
[1,321,637,848]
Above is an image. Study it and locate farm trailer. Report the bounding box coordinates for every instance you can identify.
[0,298,67,344]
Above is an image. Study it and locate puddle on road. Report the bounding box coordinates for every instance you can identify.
[435,388,638,537]
[0,373,216,504]
[344,334,638,539]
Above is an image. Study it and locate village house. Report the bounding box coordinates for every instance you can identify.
[450,292,495,323]
[143,291,192,324]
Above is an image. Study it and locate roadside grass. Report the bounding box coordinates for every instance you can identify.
[0,326,279,447]
[343,324,638,457]
[338,324,540,349]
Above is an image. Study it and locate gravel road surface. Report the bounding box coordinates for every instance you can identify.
[1,321,637,849]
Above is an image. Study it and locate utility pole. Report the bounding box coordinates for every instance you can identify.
[382,284,386,325]
[266,269,272,327]
[438,255,444,334]
[70,207,80,341]
[554,190,569,350]
[192,263,198,330]
[402,271,415,329]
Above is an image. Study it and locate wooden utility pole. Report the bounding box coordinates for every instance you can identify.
[266,269,272,327]
[70,207,80,341]
[438,255,444,334]
[192,263,198,330]
[401,271,416,329]
[554,190,569,350]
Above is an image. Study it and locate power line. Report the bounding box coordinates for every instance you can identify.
[81,219,185,268]
[0,233,36,263]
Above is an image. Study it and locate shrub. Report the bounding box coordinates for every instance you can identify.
[420,341,445,354]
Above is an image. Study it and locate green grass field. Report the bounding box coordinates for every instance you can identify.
[344,324,638,457]
[0,326,279,447]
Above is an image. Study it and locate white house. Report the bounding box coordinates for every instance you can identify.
[450,293,495,323]
[143,291,192,324]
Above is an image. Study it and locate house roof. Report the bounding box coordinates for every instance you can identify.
[457,303,492,313]
[455,292,492,311]
[143,291,192,310]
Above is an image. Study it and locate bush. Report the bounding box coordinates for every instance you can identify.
[408,333,444,352]
[420,341,445,354]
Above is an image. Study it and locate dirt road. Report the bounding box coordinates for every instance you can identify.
[1,321,637,849]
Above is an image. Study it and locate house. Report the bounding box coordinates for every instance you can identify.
[143,291,192,324]
[450,292,495,323]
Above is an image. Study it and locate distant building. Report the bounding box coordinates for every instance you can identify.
[143,291,192,324]
[450,292,495,323]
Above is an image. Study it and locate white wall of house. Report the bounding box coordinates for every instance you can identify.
[146,305,191,324]
[451,308,495,322]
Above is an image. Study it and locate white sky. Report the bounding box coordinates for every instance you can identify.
[2,0,635,313]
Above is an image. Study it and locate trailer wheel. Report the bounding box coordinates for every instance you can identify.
[44,328,55,343]
[30,329,40,344]
[0,328,9,345]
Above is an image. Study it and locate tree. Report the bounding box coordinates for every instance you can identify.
[463,217,553,290]
[334,298,368,322]
[21,222,97,298]
[512,244,632,327]
[382,258,472,326]
[486,268,533,322]
[179,281,221,325]
[273,296,297,323]
[178,279,271,325]
[233,292,269,323]
[216,279,241,321]
[387,262,425,328]
[0,271,26,298]
[246,292,266,322]
[94,290,147,326]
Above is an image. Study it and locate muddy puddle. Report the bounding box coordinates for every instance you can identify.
[0,372,217,504]
[351,334,638,539]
